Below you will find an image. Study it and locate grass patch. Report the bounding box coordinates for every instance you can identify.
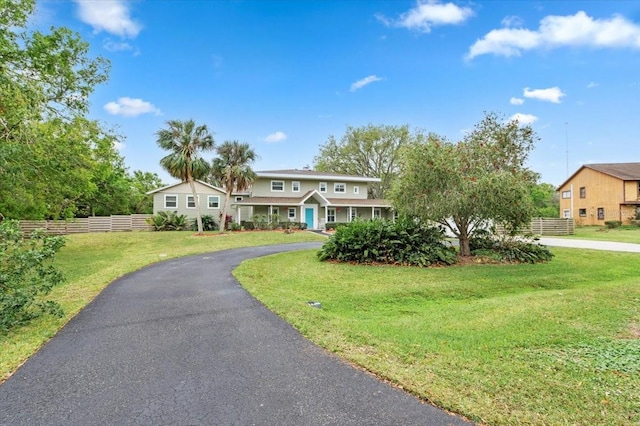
[0,230,325,382]
[562,225,640,243]
[234,247,640,425]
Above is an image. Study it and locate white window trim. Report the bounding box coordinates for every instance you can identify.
[164,194,178,209]
[327,207,336,222]
[235,196,243,202]
[271,180,285,192]
[373,208,381,218]
[563,209,570,218]
[186,195,199,209]
[350,207,358,221]
[288,207,296,219]
[353,186,359,195]
[319,182,327,193]
[334,182,346,193]
[562,190,571,199]
[207,195,220,209]
[292,181,300,192]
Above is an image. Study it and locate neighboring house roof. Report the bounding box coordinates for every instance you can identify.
[256,169,381,183]
[146,180,248,196]
[557,162,640,190]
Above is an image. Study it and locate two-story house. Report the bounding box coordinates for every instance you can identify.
[557,162,640,225]
[234,169,393,229]
[148,169,393,229]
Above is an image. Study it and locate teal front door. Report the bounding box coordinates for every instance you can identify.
[305,207,314,229]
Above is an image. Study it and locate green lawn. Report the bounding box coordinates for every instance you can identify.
[0,230,325,382]
[561,225,640,243]
[234,248,640,425]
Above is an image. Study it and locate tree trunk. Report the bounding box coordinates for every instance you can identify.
[188,177,204,234]
[218,190,231,233]
[458,236,471,257]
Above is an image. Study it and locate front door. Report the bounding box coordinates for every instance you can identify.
[305,207,314,229]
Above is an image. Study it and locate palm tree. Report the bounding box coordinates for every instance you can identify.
[156,119,214,234]
[209,140,257,232]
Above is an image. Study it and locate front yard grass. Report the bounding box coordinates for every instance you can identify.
[562,225,640,243]
[235,248,640,425]
[0,230,325,382]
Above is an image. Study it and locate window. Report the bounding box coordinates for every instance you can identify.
[350,207,357,221]
[334,183,346,193]
[271,180,284,192]
[292,181,300,192]
[288,208,296,219]
[319,182,327,193]
[579,208,587,217]
[373,208,381,218]
[579,187,586,198]
[597,207,604,220]
[563,209,570,218]
[353,186,359,195]
[638,182,640,197]
[235,196,243,202]
[164,195,177,209]
[562,190,571,199]
[271,207,279,217]
[327,208,336,222]
[207,196,220,209]
[186,195,198,208]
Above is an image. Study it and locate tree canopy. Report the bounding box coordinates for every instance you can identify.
[156,119,215,234]
[392,113,539,256]
[313,124,417,199]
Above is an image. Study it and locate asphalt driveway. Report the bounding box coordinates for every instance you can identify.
[0,242,471,426]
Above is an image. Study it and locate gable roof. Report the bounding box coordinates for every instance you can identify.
[557,162,640,190]
[146,180,227,195]
[256,169,381,183]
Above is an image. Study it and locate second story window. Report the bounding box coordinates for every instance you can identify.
[353,186,359,195]
[319,182,327,193]
[334,183,346,193]
[292,181,300,192]
[271,180,284,192]
[562,190,571,199]
[579,187,586,198]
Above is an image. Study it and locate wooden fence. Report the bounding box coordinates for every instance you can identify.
[497,218,574,236]
[18,215,153,235]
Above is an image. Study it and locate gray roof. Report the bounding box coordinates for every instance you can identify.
[558,162,640,190]
[256,169,381,182]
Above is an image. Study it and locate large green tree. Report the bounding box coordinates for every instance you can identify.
[156,119,215,234]
[208,141,257,232]
[530,181,560,218]
[129,171,165,214]
[0,0,112,219]
[313,124,415,199]
[392,113,538,256]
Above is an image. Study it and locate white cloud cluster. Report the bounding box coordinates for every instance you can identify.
[523,86,565,103]
[467,11,640,59]
[377,0,473,33]
[104,97,161,117]
[350,75,383,92]
[74,0,141,38]
[264,131,287,143]
[509,113,538,125]
[510,97,524,105]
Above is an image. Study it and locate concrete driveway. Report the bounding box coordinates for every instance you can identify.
[0,243,472,426]
[539,237,640,252]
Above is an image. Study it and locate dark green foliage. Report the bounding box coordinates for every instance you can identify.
[147,211,189,231]
[324,222,347,231]
[604,220,622,229]
[191,215,218,231]
[0,220,65,332]
[630,220,640,227]
[469,230,554,264]
[318,219,457,267]
[240,220,307,231]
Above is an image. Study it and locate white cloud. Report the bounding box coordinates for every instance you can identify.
[587,81,598,88]
[103,39,134,52]
[509,113,538,125]
[74,0,141,38]
[350,75,383,92]
[523,86,566,103]
[501,15,524,28]
[264,131,287,143]
[104,97,161,117]
[510,97,525,105]
[377,0,474,33]
[467,11,640,59]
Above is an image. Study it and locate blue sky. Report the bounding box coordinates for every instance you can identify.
[34,0,640,186]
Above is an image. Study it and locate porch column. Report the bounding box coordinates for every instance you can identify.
[371,206,374,219]
[269,205,273,222]
[348,206,352,222]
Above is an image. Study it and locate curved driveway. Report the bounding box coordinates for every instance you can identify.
[0,243,471,426]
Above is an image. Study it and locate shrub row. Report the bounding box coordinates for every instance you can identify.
[241,220,307,231]
[469,230,554,264]
[317,219,457,267]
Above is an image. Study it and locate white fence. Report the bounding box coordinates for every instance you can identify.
[18,215,153,235]
[497,218,574,236]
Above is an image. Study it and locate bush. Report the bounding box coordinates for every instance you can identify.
[604,220,622,229]
[630,220,640,227]
[0,220,66,332]
[191,214,218,231]
[147,211,189,231]
[325,222,347,231]
[318,218,457,267]
[470,230,554,264]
